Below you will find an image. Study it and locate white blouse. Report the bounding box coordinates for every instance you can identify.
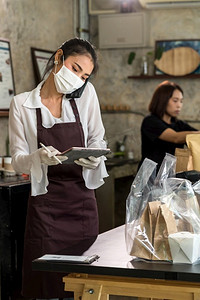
[9,81,109,196]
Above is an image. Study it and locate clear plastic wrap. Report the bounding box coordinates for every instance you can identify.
[125,153,200,264]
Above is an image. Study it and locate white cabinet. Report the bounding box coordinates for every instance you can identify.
[98,12,149,49]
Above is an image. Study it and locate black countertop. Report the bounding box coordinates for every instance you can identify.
[105,157,138,167]
[32,225,200,283]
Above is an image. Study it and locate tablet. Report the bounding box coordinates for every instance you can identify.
[58,147,111,164]
[37,254,100,264]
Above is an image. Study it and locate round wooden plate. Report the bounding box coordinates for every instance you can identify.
[154,47,200,76]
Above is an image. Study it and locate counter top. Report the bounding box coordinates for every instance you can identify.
[106,158,138,167]
[0,175,30,187]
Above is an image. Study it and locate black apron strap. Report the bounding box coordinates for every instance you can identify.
[69,99,85,147]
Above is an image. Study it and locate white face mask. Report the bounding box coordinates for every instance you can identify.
[53,63,84,94]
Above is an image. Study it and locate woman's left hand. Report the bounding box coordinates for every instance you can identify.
[74,156,101,169]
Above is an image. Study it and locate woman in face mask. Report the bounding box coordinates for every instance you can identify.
[9,38,109,300]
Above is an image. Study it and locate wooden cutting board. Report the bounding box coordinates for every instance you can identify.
[154,47,200,76]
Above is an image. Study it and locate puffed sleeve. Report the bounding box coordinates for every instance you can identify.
[9,97,49,196]
[80,83,109,188]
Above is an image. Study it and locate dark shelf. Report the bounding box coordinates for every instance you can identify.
[0,110,9,117]
[101,110,144,116]
[128,74,200,79]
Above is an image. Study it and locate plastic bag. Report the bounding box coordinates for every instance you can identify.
[125,153,200,263]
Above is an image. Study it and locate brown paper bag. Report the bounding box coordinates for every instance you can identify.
[175,148,193,173]
[130,205,152,259]
[153,204,177,260]
[131,202,177,261]
[130,201,160,259]
[186,134,200,171]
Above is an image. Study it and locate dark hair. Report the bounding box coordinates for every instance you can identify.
[148,80,184,119]
[42,37,98,79]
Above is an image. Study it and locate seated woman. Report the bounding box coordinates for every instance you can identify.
[139,80,200,171]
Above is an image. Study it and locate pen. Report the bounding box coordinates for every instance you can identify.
[40,142,62,164]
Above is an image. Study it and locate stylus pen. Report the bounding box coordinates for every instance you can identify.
[40,142,62,164]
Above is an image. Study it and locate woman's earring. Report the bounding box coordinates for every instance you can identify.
[54,61,58,65]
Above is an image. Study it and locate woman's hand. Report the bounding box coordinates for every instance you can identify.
[39,146,67,165]
[74,156,100,169]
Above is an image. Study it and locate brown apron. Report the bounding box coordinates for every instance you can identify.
[22,99,98,299]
